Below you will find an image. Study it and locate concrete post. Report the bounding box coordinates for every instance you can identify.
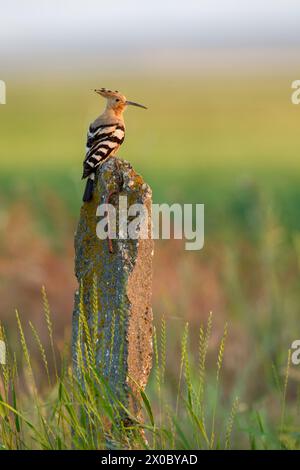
[72,157,153,423]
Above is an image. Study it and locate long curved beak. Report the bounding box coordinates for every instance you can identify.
[126,100,147,109]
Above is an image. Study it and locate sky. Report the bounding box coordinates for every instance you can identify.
[1,1,300,73]
[1,1,300,47]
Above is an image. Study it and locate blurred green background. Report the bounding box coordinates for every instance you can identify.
[1,0,300,448]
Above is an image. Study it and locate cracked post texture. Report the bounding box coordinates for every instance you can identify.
[72,158,153,418]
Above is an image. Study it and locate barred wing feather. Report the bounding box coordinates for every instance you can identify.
[82,122,125,179]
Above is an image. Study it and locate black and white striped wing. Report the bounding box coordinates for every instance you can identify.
[82,123,125,179]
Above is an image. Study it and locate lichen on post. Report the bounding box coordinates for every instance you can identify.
[72,157,153,424]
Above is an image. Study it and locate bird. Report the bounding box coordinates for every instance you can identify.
[82,88,147,202]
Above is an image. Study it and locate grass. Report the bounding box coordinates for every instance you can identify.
[0,293,296,450]
[0,295,233,450]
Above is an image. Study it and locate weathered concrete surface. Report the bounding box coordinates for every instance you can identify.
[72,157,153,419]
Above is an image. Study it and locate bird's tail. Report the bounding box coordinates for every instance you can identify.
[82,177,94,202]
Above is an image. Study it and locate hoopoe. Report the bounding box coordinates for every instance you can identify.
[82,88,147,202]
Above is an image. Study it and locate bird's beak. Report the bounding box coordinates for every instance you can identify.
[125,100,148,109]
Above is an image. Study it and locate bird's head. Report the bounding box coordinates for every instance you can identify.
[94,88,147,115]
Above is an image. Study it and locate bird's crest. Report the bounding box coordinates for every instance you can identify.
[95,88,126,101]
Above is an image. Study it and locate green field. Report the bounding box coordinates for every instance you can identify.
[2,76,300,223]
[1,75,300,449]
[2,76,300,169]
